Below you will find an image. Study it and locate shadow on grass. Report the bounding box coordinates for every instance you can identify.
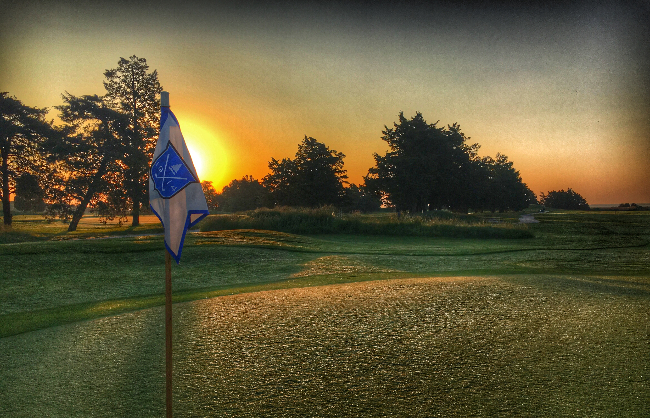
[4,271,648,339]
[0,272,417,338]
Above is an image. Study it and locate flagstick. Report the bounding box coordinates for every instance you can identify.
[155,90,208,417]
[165,249,173,418]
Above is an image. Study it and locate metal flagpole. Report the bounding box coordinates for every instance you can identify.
[165,249,173,417]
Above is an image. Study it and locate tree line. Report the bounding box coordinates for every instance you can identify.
[2,56,161,231]
[205,113,543,214]
[2,55,590,229]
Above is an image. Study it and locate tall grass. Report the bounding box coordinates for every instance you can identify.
[200,207,533,239]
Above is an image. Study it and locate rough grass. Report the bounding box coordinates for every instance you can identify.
[200,207,534,239]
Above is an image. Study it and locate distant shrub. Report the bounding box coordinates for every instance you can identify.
[540,189,589,210]
[200,207,533,239]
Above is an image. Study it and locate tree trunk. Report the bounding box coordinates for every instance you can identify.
[132,183,140,227]
[1,144,12,227]
[67,158,108,232]
[130,72,140,228]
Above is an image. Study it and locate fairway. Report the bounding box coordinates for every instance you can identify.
[1,211,649,416]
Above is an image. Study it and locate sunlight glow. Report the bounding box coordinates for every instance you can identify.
[186,144,204,180]
[179,117,230,189]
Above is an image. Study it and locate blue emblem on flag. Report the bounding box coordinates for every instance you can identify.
[151,142,198,199]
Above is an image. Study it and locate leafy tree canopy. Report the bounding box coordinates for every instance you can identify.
[44,93,131,231]
[366,112,533,213]
[219,175,270,212]
[472,153,536,212]
[264,136,348,208]
[103,55,162,226]
[1,92,52,225]
[14,173,45,212]
[342,183,382,213]
[365,112,476,213]
[103,56,162,141]
[201,181,219,211]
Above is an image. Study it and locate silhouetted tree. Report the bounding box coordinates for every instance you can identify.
[14,173,45,212]
[366,112,534,213]
[343,183,382,213]
[481,153,533,212]
[264,136,348,208]
[201,181,219,211]
[540,189,589,210]
[264,157,298,206]
[44,93,130,231]
[365,112,477,213]
[103,55,162,226]
[92,166,131,225]
[0,92,52,226]
[524,188,538,207]
[219,175,269,212]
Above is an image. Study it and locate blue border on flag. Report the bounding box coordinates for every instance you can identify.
[150,204,209,264]
[160,106,180,129]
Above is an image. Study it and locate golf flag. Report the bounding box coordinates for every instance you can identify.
[149,91,209,263]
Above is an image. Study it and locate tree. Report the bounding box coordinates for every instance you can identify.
[219,175,269,212]
[92,172,130,226]
[480,153,533,212]
[264,157,299,207]
[365,112,477,213]
[103,55,163,226]
[540,189,589,210]
[44,93,130,231]
[366,112,535,213]
[201,181,219,211]
[0,92,51,226]
[343,183,382,213]
[524,188,538,207]
[14,173,45,212]
[264,136,348,208]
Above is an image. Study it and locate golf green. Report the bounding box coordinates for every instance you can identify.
[1,274,647,417]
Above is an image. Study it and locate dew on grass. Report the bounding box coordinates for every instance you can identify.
[169,276,649,417]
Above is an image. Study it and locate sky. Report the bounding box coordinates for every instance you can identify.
[2,0,649,204]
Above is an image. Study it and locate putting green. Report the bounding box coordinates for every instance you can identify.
[1,274,647,417]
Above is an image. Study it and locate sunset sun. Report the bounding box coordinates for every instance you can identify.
[180,117,230,189]
[186,144,204,180]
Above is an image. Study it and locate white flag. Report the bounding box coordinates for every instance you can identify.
[149,92,209,263]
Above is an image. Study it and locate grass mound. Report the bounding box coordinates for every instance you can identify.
[200,207,533,239]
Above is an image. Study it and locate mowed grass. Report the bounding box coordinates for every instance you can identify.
[1,276,648,417]
[1,210,649,416]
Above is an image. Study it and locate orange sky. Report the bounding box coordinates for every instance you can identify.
[2,1,649,204]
